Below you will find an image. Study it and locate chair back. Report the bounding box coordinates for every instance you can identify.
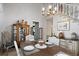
[14,41,20,56]
[26,34,34,41]
[48,37,59,45]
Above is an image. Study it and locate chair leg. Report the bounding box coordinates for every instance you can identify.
[7,48,8,56]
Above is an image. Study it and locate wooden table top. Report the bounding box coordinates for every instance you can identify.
[30,46,74,56]
[20,41,74,56]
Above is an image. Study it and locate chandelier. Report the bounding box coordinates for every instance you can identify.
[41,4,58,16]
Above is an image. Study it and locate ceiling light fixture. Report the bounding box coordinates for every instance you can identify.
[41,4,58,16]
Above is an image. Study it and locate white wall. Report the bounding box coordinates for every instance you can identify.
[0,4,4,44]
[0,3,47,45]
[0,3,79,46]
[43,15,79,40]
[53,15,79,39]
[45,16,53,37]
[3,3,44,28]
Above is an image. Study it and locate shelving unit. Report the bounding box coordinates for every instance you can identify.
[39,28,43,39]
[60,39,79,56]
[32,22,40,40]
[12,20,30,47]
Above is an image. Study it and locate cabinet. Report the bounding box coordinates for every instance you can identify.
[32,22,40,40]
[72,41,79,55]
[66,40,74,52]
[39,28,43,39]
[59,39,67,48]
[12,20,29,47]
[12,21,20,47]
[60,39,79,55]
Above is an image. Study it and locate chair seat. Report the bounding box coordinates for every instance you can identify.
[6,42,14,48]
[6,42,13,46]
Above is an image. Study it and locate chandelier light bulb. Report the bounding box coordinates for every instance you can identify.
[54,7,57,11]
[48,5,52,9]
[42,7,45,11]
[53,10,55,14]
[47,12,50,15]
[47,12,50,16]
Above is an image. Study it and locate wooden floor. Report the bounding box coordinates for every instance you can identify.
[0,48,16,56]
[0,45,75,56]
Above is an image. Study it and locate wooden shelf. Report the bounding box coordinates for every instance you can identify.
[12,20,30,47]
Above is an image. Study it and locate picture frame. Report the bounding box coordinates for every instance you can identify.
[70,5,73,18]
[66,4,69,16]
[68,4,70,17]
[57,21,70,31]
[63,4,66,15]
[74,6,78,19]
[65,4,67,15]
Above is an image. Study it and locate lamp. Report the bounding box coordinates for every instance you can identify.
[41,4,58,16]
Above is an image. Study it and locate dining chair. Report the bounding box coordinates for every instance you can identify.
[1,31,14,55]
[26,34,34,41]
[14,41,20,56]
[25,34,35,45]
[48,37,59,45]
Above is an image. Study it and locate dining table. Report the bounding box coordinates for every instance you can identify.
[20,40,74,56]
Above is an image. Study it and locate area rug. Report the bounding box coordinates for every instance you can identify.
[54,51,70,56]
